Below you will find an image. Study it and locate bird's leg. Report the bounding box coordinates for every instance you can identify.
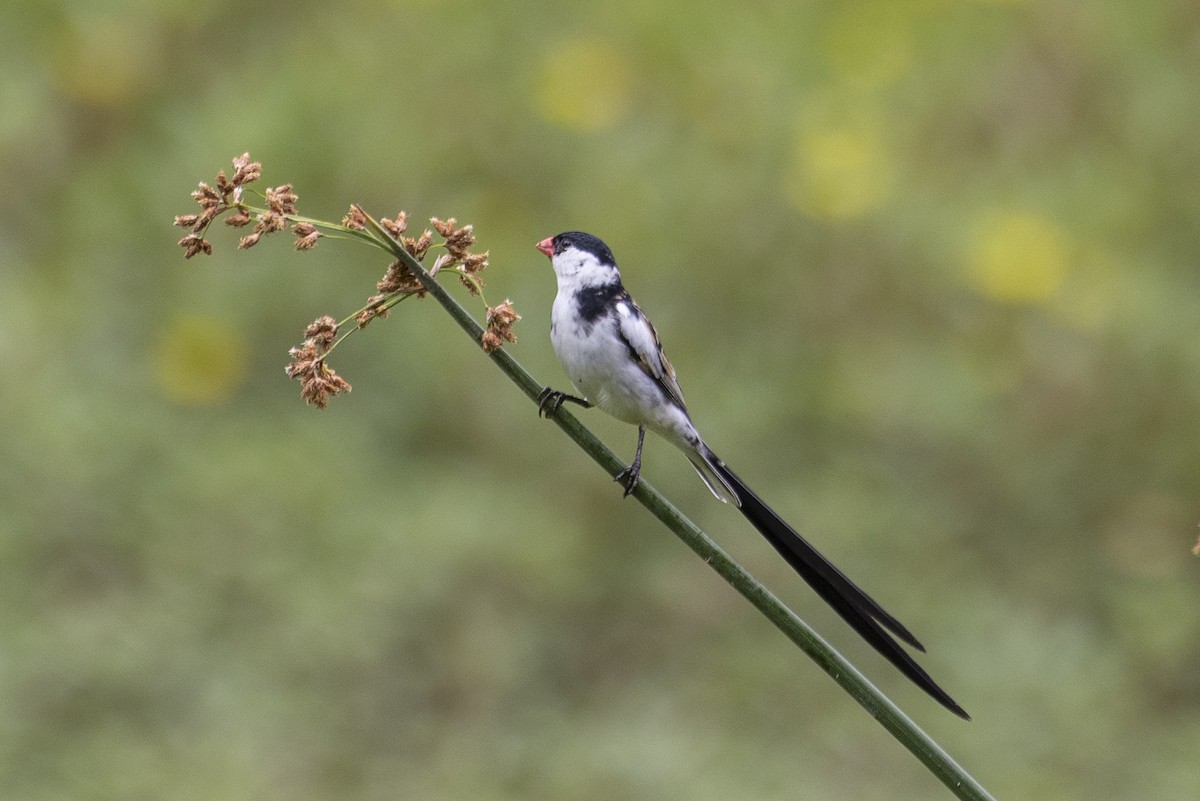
[614,426,646,497]
[537,387,592,418]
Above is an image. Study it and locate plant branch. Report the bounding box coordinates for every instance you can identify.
[358,211,996,801]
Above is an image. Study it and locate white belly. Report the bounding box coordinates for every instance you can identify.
[551,294,696,444]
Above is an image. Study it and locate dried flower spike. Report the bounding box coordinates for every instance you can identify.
[432,216,476,260]
[459,272,482,295]
[285,319,351,409]
[376,260,425,296]
[266,184,298,216]
[343,206,367,230]
[231,153,261,187]
[481,299,520,352]
[191,183,220,209]
[178,233,212,258]
[480,331,504,353]
[356,297,389,328]
[462,252,488,274]
[299,364,351,409]
[404,230,433,260]
[224,207,252,228]
[304,315,339,350]
[293,222,321,250]
[382,211,408,238]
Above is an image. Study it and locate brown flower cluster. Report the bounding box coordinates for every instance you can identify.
[356,259,427,328]
[174,153,262,257]
[406,230,434,261]
[430,217,490,295]
[174,153,320,256]
[481,299,520,353]
[432,217,475,259]
[352,213,508,338]
[284,316,351,409]
[237,183,302,250]
[177,157,522,409]
[342,205,368,230]
[381,211,408,238]
[380,210,434,261]
[293,222,321,250]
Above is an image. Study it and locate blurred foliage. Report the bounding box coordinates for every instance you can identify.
[2,1,1199,799]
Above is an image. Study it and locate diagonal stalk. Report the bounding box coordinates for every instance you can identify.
[359,211,996,801]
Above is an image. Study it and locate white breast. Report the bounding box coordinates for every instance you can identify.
[550,290,697,442]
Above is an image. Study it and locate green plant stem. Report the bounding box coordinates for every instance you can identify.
[360,213,996,801]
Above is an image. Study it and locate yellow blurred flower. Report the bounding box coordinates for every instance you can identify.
[535,38,633,131]
[786,126,893,220]
[969,211,1070,304]
[156,316,247,405]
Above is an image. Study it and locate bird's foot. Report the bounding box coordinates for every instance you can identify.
[537,388,567,417]
[537,387,589,418]
[614,461,642,497]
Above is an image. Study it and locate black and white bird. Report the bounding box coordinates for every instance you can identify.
[535,231,968,720]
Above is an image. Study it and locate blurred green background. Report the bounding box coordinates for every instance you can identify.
[2,1,1198,799]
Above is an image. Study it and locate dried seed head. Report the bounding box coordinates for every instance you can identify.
[480,330,504,353]
[459,272,482,295]
[431,217,457,237]
[231,153,261,186]
[462,251,489,274]
[285,341,320,379]
[286,333,351,409]
[174,214,199,229]
[356,296,390,328]
[237,231,262,249]
[191,182,221,209]
[257,210,288,233]
[293,222,321,250]
[487,299,520,329]
[303,315,339,350]
[178,233,212,258]
[195,204,218,228]
[265,184,298,216]
[299,365,351,410]
[223,207,251,227]
[482,299,520,350]
[441,223,476,260]
[377,260,426,296]
[342,206,367,230]
[382,211,409,238]
[404,230,433,260]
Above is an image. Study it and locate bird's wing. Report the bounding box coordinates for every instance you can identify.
[614,295,688,412]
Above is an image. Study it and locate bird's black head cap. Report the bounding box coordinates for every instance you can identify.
[553,231,616,265]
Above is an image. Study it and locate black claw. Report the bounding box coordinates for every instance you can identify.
[537,388,565,418]
[537,387,590,418]
[615,462,641,497]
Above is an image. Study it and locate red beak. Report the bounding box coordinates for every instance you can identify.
[535,237,554,257]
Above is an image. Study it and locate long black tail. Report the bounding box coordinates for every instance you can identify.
[708,455,969,720]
